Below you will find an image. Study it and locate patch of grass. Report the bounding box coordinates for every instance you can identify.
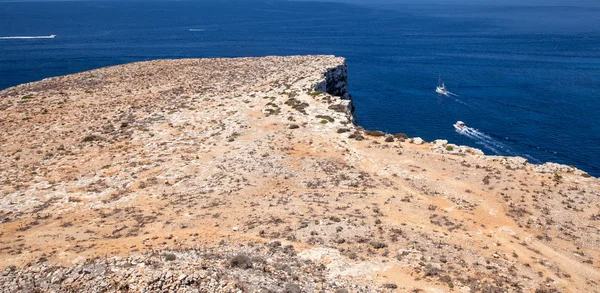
[582,173,592,178]
[309,91,323,97]
[320,120,328,124]
[446,145,454,151]
[337,128,350,133]
[21,95,34,100]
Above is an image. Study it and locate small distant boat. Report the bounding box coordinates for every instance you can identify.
[436,75,449,96]
[454,121,467,131]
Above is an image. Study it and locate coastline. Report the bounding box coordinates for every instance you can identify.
[0,55,598,292]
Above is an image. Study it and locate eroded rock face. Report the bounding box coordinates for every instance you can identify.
[1,56,599,293]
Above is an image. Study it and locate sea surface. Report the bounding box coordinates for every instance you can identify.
[1,0,599,176]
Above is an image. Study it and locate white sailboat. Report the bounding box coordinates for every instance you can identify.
[436,75,449,96]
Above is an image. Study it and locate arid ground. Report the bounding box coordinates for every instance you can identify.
[0,56,598,292]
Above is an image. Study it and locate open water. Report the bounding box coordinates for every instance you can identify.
[1,0,599,175]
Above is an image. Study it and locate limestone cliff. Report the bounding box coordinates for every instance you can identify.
[0,56,599,293]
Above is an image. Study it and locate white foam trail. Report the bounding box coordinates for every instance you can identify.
[456,126,514,155]
[458,130,500,153]
[451,96,469,107]
[189,29,205,32]
[0,35,56,39]
[447,91,459,97]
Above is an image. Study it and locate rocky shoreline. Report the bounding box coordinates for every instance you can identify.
[1,55,599,292]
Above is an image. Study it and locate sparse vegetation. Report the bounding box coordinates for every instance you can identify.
[328,104,347,113]
[369,241,387,249]
[285,98,309,114]
[163,253,176,261]
[364,130,385,137]
[81,135,103,142]
[229,253,252,269]
[316,115,334,122]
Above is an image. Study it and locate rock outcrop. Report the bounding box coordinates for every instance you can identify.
[0,55,599,293]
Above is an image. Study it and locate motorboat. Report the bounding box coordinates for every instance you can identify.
[454,121,467,131]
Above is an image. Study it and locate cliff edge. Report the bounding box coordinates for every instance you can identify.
[0,56,599,292]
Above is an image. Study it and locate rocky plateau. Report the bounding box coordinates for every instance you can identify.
[0,55,599,293]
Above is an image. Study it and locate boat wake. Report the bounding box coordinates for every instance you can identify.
[455,123,542,163]
[188,29,205,32]
[456,125,513,155]
[0,35,56,39]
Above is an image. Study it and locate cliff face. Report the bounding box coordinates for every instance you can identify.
[0,56,599,293]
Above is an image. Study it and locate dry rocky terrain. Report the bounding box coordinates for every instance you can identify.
[0,55,599,293]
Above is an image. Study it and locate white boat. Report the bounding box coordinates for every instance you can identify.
[436,75,449,96]
[454,121,467,131]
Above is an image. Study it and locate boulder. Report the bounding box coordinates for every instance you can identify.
[411,137,424,145]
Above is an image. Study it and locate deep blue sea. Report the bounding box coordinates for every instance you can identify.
[1,0,599,176]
